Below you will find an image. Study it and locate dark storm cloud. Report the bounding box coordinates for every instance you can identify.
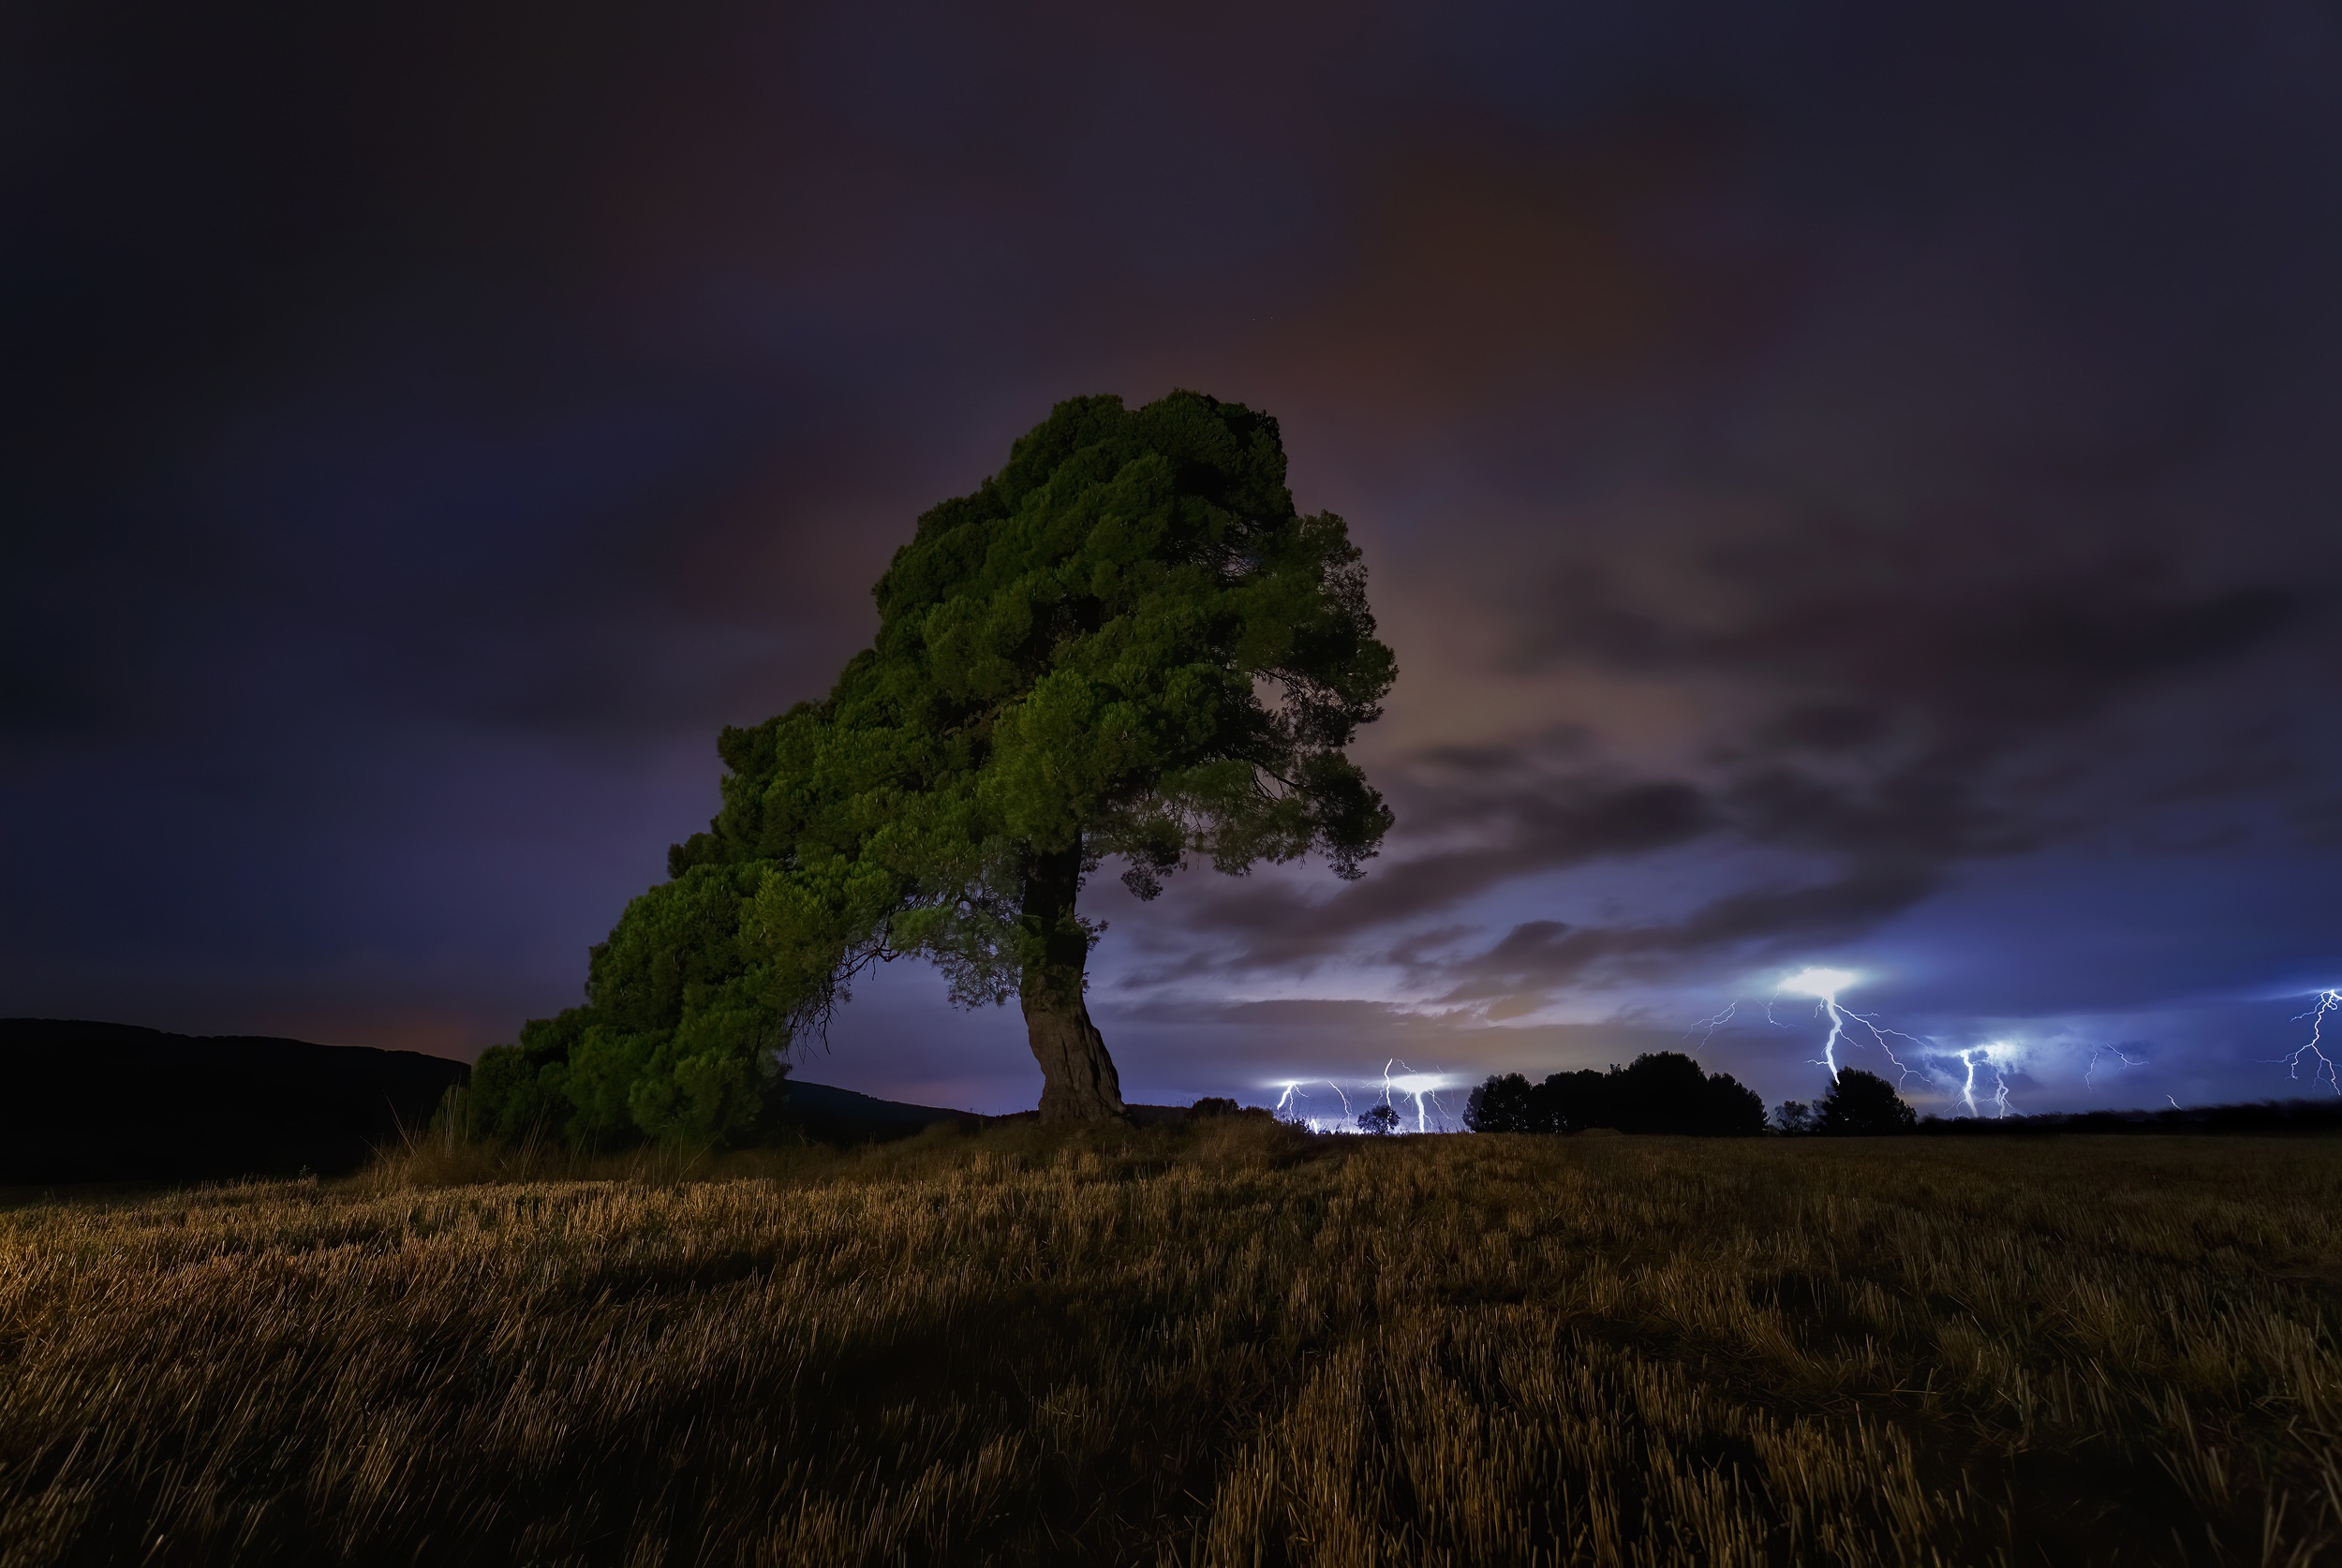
[1142,768,1714,969]
[1532,551,2296,730]
[1122,555,2306,989]
[1426,865,1939,1002]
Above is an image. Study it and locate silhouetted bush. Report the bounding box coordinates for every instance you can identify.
[1466,1053,1767,1137]
[1357,1103,1401,1135]
[1188,1097,1241,1119]
[1816,1069,1917,1135]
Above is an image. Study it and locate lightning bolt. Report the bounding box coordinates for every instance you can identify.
[1685,1001,1738,1046]
[1272,1079,1355,1132]
[2273,989,2342,1095]
[1773,968,1925,1085]
[1269,1069,1459,1132]
[1958,1044,2015,1118]
[1381,1059,1456,1133]
[2083,1043,2147,1090]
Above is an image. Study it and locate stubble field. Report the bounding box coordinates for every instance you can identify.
[2,1123,2338,1566]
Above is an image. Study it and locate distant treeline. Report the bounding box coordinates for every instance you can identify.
[1465,1052,1771,1136]
[1466,1049,2342,1138]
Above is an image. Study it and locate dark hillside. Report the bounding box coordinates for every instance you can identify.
[779,1083,1193,1142]
[0,1020,467,1185]
[781,1080,982,1144]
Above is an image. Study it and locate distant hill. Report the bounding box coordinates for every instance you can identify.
[1,1019,467,1185]
[782,1080,985,1144]
[779,1083,1193,1142]
[0,1018,1201,1184]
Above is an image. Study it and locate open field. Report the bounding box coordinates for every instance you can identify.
[4,1126,2340,1567]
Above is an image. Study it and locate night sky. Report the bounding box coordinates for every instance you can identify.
[9,1,2342,1118]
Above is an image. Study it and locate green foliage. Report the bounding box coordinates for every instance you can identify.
[466,1044,560,1145]
[470,392,1395,1146]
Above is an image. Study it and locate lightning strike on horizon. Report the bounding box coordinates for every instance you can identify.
[1958,1044,2015,1118]
[2273,989,2342,1094]
[1267,1067,1460,1133]
[1272,1078,1363,1133]
[1381,1059,1458,1133]
[1772,967,1923,1084]
[1273,1078,1354,1130]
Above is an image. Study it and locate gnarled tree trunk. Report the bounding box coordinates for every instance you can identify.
[1019,842,1126,1121]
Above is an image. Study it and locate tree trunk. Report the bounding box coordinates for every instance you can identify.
[1019,842,1127,1121]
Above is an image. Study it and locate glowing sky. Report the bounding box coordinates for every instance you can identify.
[7,1,2342,1116]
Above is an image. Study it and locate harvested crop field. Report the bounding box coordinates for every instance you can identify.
[4,1124,2339,1566]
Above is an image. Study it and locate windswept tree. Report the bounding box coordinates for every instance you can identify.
[473,392,1396,1141]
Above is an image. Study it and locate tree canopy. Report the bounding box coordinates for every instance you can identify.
[1815,1069,1918,1134]
[472,392,1396,1144]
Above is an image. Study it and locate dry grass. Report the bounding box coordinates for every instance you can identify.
[4,1124,2339,1566]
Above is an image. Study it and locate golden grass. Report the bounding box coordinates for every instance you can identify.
[3,1124,2339,1565]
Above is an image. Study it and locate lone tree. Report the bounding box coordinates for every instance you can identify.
[472,392,1395,1141]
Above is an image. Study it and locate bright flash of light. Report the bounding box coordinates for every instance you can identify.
[1264,1067,1461,1133]
[1771,967,1921,1084]
[2273,989,2342,1095]
[1382,1060,1456,1133]
[1273,1078,1353,1130]
[1778,967,1859,1000]
[1958,1044,2016,1118]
